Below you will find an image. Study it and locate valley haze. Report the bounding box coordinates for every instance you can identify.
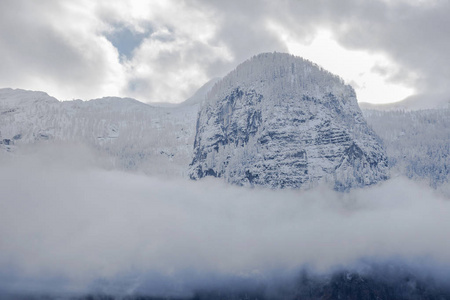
[1,143,450,298]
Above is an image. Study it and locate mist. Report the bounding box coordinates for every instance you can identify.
[1,144,449,297]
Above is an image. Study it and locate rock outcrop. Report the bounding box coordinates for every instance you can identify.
[189,53,388,190]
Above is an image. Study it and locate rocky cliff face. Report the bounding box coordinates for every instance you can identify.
[189,53,388,190]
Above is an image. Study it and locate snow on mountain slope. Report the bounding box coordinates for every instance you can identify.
[189,53,389,190]
[2,54,447,191]
[0,88,198,177]
[363,108,450,191]
[181,77,222,106]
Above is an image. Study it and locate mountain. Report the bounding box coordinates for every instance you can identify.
[0,88,198,177]
[189,53,389,190]
[363,108,450,191]
[2,53,448,192]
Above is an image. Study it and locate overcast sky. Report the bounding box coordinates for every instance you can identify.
[1,0,449,104]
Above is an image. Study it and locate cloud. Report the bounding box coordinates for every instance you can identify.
[195,0,450,104]
[0,0,126,100]
[0,144,449,296]
[1,0,449,104]
[105,1,236,102]
[313,0,450,99]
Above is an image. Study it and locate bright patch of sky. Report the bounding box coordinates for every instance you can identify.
[105,26,149,60]
[274,28,415,104]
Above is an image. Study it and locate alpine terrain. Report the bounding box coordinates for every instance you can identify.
[189,53,389,190]
[1,53,447,192]
[0,88,198,177]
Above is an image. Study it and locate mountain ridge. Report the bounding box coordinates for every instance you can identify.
[189,53,389,190]
[1,53,447,191]
[0,87,198,177]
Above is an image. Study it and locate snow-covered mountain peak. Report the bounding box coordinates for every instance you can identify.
[207,52,356,107]
[190,52,388,190]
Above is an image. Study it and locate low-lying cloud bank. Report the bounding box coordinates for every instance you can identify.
[0,144,449,297]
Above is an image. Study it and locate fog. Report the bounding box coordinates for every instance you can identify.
[1,144,449,296]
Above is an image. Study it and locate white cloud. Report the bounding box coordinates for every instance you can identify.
[93,0,234,102]
[124,27,232,102]
[0,144,449,295]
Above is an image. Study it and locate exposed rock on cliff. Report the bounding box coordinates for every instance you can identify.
[189,53,388,190]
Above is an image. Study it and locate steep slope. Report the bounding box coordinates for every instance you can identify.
[181,77,222,106]
[0,88,198,177]
[189,53,388,190]
[363,108,450,191]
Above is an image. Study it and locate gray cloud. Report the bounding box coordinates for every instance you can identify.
[192,0,450,105]
[195,0,289,73]
[327,1,450,98]
[0,0,124,100]
[204,0,450,95]
[0,144,449,295]
[0,0,448,104]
